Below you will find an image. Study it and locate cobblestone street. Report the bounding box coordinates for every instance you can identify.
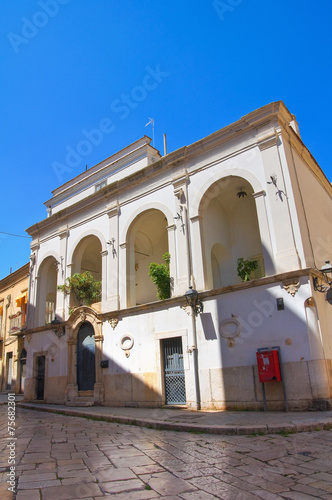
[1,406,332,500]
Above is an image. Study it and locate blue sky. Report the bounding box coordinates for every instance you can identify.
[0,0,331,280]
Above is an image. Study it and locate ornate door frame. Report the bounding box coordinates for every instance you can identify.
[65,307,104,404]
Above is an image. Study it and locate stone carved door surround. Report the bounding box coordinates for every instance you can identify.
[65,307,104,404]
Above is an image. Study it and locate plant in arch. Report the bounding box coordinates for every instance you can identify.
[148,252,171,300]
[58,271,101,306]
[237,258,258,282]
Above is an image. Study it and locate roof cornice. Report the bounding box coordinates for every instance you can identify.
[0,263,30,292]
[27,101,330,238]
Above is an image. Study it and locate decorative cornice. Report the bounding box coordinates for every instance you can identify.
[58,229,69,240]
[172,173,188,199]
[30,243,40,252]
[107,205,119,219]
[257,133,279,151]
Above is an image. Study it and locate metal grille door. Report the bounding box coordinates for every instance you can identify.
[163,337,186,405]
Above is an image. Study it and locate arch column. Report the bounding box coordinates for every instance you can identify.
[94,327,104,403]
[100,250,108,304]
[119,242,129,308]
[190,215,205,291]
[167,224,177,295]
[65,336,78,402]
[258,137,301,272]
[253,190,275,276]
[107,205,120,310]
[172,174,191,294]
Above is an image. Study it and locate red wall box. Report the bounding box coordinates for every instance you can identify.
[256,350,282,383]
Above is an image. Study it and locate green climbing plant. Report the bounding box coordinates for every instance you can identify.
[237,258,258,282]
[57,271,101,306]
[148,252,171,300]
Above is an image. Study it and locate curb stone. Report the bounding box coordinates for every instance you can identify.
[17,402,332,436]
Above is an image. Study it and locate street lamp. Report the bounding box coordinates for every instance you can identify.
[51,317,65,338]
[313,260,332,294]
[184,286,203,410]
[185,286,203,315]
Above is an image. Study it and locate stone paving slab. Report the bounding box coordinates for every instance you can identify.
[17,401,332,436]
[1,406,332,500]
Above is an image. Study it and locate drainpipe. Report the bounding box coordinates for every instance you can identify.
[189,308,201,410]
[183,187,201,410]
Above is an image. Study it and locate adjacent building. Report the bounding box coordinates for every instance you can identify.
[0,263,29,394]
[22,101,332,410]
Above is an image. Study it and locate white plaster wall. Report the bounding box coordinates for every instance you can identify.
[195,278,313,370]
[25,330,68,378]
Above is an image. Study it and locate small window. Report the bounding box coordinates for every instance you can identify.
[95,180,107,192]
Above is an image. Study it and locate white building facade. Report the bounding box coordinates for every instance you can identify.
[23,101,332,410]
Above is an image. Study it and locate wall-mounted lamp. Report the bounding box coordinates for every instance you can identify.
[237,189,247,198]
[51,317,65,338]
[107,238,116,256]
[185,286,203,315]
[313,260,332,294]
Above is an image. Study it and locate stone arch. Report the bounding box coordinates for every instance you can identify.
[198,175,264,289]
[36,255,59,327]
[35,251,60,278]
[120,201,173,243]
[67,235,103,307]
[69,233,104,278]
[192,168,263,218]
[68,229,107,265]
[125,208,170,306]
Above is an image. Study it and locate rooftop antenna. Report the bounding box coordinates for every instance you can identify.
[145,118,155,148]
[163,133,167,156]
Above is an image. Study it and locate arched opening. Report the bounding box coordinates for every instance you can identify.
[200,176,264,289]
[77,322,96,391]
[37,256,58,326]
[127,209,169,306]
[71,235,102,307]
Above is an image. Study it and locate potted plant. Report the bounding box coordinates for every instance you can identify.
[58,271,101,306]
[237,257,258,282]
[148,252,171,300]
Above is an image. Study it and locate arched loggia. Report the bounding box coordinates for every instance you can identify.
[200,176,265,289]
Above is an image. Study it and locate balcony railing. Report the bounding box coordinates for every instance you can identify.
[9,312,26,332]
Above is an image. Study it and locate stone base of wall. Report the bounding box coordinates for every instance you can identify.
[24,376,67,404]
[23,360,332,411]
[103,372,162,406]
[199,358,332,412]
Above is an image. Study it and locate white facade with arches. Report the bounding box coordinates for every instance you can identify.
[23,102,332,410]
